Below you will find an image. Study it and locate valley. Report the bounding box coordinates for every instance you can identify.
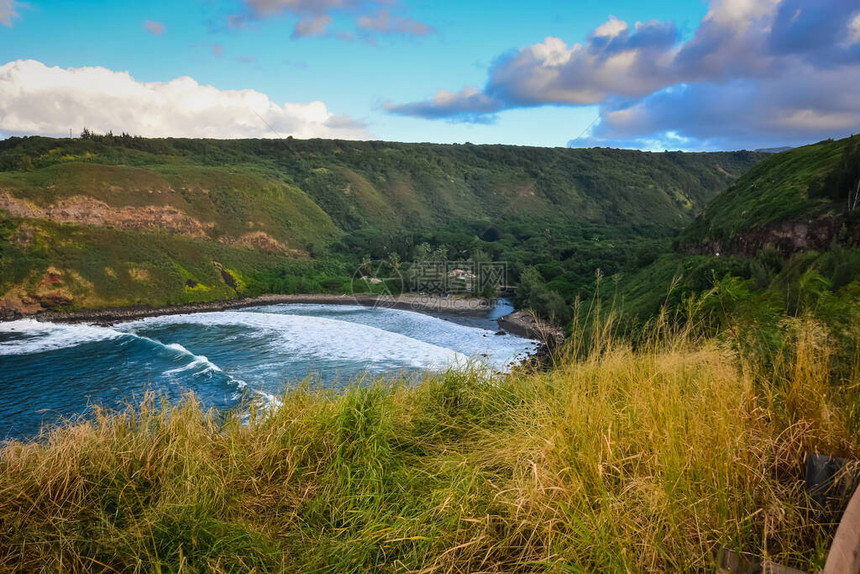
[0,135,765,315]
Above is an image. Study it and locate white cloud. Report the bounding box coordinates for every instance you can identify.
[583,60,860,150]
[847,12,860,45]
[0,60,371,140]
[293,14,331,38]
[0,0,20,27]
[384,87,501,122]
[529,37,574,68]
[483,20,679,107]
[593,16,628,39]
[388,0,860,149]
[243,0,348,19]
[702,0,780,27]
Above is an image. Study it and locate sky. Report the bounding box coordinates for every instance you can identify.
[0,0,859,151]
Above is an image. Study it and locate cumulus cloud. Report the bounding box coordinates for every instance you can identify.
[0,60,371,140]
[580,66,860,151]
[231,0,431,40]
[0,0,20,27]
[849,12,860,46]
[143,20,166,36]
[387,0,860,149]
[386,16,679,118]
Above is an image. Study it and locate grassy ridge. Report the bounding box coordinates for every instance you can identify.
[0,162,341,249]
[0,218,363,310]
[1,306,858,572]
[3,136,859,571]
[680,136,860,247]
[0,136,764,231]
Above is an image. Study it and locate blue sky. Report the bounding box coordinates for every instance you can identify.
[1,0,858,150]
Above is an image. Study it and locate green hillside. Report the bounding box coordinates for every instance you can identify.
[679,135,860,253]
[0,134,765,313]
[614,136,860,325]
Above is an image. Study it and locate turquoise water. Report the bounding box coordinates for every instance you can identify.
[0,303,537,439]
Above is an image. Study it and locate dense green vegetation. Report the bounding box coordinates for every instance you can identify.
[0,133,764,312]
[680,135,860,248]
[604,136,860,336]
[0,134,761,231]
[0,217,365,309]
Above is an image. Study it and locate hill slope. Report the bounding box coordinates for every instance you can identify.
[0,135,765,313]
[679,135,860,256]
[614,136,860,322]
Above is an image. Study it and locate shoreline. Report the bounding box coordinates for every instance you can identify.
[5,293,564,367]
[26,293,496,322]
[6,293,551,340]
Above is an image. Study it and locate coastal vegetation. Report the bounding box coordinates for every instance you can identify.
[604,135,860,329]
[679,136,860,249]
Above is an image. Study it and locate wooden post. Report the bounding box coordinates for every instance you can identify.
[824,484,860,573]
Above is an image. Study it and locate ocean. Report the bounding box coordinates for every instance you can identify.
[0,302,537,439]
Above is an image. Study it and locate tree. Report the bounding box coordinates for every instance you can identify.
[431,245,449,262]
[414,243,432,262]
[17,155,33,172]
[469,247,490,265]
[387,252,401,271]
[517,266,571,324]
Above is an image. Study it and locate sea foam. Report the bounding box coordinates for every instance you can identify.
[121,310,472,371]
[0,319,126,356]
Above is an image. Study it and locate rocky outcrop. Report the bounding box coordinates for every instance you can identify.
[212,262,238,292]
[219,232,294,254]
[686,213,859,258]
[0,267,76,315]
[498,310,565,371]
[0,192,213,238]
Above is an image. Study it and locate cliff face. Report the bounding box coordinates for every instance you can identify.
[678,136,860,258]
[686,213,859,258]
[0,191,214,238]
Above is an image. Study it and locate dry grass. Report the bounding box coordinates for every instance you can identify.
[1,314,858,572]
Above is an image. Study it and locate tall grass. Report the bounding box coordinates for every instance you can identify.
[1,311,858,572]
